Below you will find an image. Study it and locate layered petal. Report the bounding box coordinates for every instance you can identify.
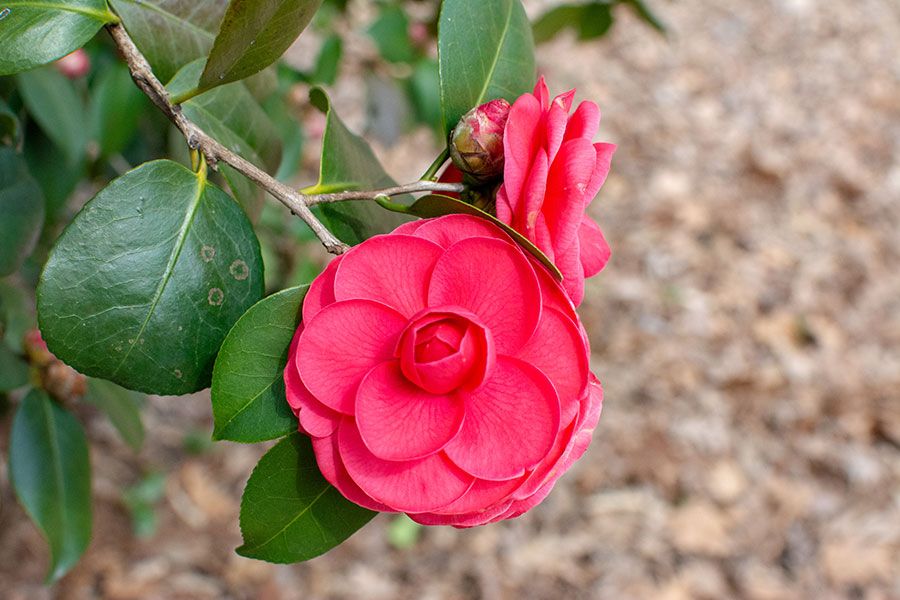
[298,300,407,414]
[302,256,341,323]
[339,424,473,513]
[428,237,541,354]
[517,306,589,425]
[311,435,391,512]
[413,213,506,249]
[444,357,560,480]
[356,362,465,461]
[578,217,611,277]
[333,234,443,317]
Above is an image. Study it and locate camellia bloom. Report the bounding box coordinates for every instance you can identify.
[496,77,616,306]
[284,214,602,527]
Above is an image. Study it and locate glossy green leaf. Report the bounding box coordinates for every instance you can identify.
[0,343,30,391]
[403,193,562,280]
[0,0,115,76]
[0,146,45,277]
[409,59,442,130]
[9,390,92,582]
[438,0,535,134]
[108,0,230,82]
[237,432,376,563]
[37,160,264,395]
[198,0,322,92]
[211,285,307,443]
[308,87,411,244]
[90,62,150,158]
[169,59,281,217]
[85,378,145,451]
[16,67,86,164]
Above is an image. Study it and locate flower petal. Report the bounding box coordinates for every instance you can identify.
[311,435,392,512]
[409,500,514,528]
[333,234,444,317]
[298,300,408,414]
[583,142,616,204]
[444,357,560,480]
[579,217,611,277]
[517,306,589,425]
[556,236,585,306]
[520,149,550,242]
[564,100,600,143]
[338,423,473,513]
[431,476,525,515]
[302,256,341,323]
[413,214,507,249]
[503,93,543,210]
[356,362,465,461]
[544,138,598,256]
[428,237,541,354]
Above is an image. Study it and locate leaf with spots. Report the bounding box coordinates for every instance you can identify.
[237,432,377,563]
[211,285,308,443]
[37,160,264,395]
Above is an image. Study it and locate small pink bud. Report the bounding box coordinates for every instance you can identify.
[55,49,91,79]
[449,98,510,184]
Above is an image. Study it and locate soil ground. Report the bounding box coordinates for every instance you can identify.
[2,0,899,598]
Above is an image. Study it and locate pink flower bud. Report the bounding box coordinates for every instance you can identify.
[449,98,510,184]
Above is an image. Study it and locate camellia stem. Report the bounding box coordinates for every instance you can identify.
[421,148,450,181]
[107,23,466,256]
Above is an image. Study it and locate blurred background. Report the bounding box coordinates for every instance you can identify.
[2,0,899,598]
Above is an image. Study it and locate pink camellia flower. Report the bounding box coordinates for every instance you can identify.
[496,77,616,306]
[284,214,602,527]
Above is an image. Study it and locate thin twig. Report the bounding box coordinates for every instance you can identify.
[106,23,349,254]
[305,181,464,205]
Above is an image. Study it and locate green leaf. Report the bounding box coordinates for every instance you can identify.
[0,0,115,76]
[211,285,307,443]
[90,62,150,158]
[168,59,282,218]
[0,98,21,146]
[409,59,442,130]
[122,471,166,538]
[237,432,376,563]
[533,3,614,43]
[85,378,145,451]
[438,0,535,134]
[311,34,342,86]
[0,280,34,353]
[37,160,264,395]
[308,87,411,245]
[108,0,230,82]
[0,146,45,277]
[23,129,85,221]
[404,193,563,281]
[9,389,92,582]
[579,3,615,39]
[623,0,666,34]
[198,0,323,92]
[0,343,30,391]
[16,67,87,164]
[367,5,415,64]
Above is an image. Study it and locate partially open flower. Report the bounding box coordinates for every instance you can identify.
[449,98,511,184]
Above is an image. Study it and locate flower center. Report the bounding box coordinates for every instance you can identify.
[396,308,494,395]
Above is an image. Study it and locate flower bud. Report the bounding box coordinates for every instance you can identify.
[54,49,91,79]
[449,98,510,184]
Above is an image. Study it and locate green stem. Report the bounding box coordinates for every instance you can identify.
[375,195,411,214]
[421,147,450,181]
